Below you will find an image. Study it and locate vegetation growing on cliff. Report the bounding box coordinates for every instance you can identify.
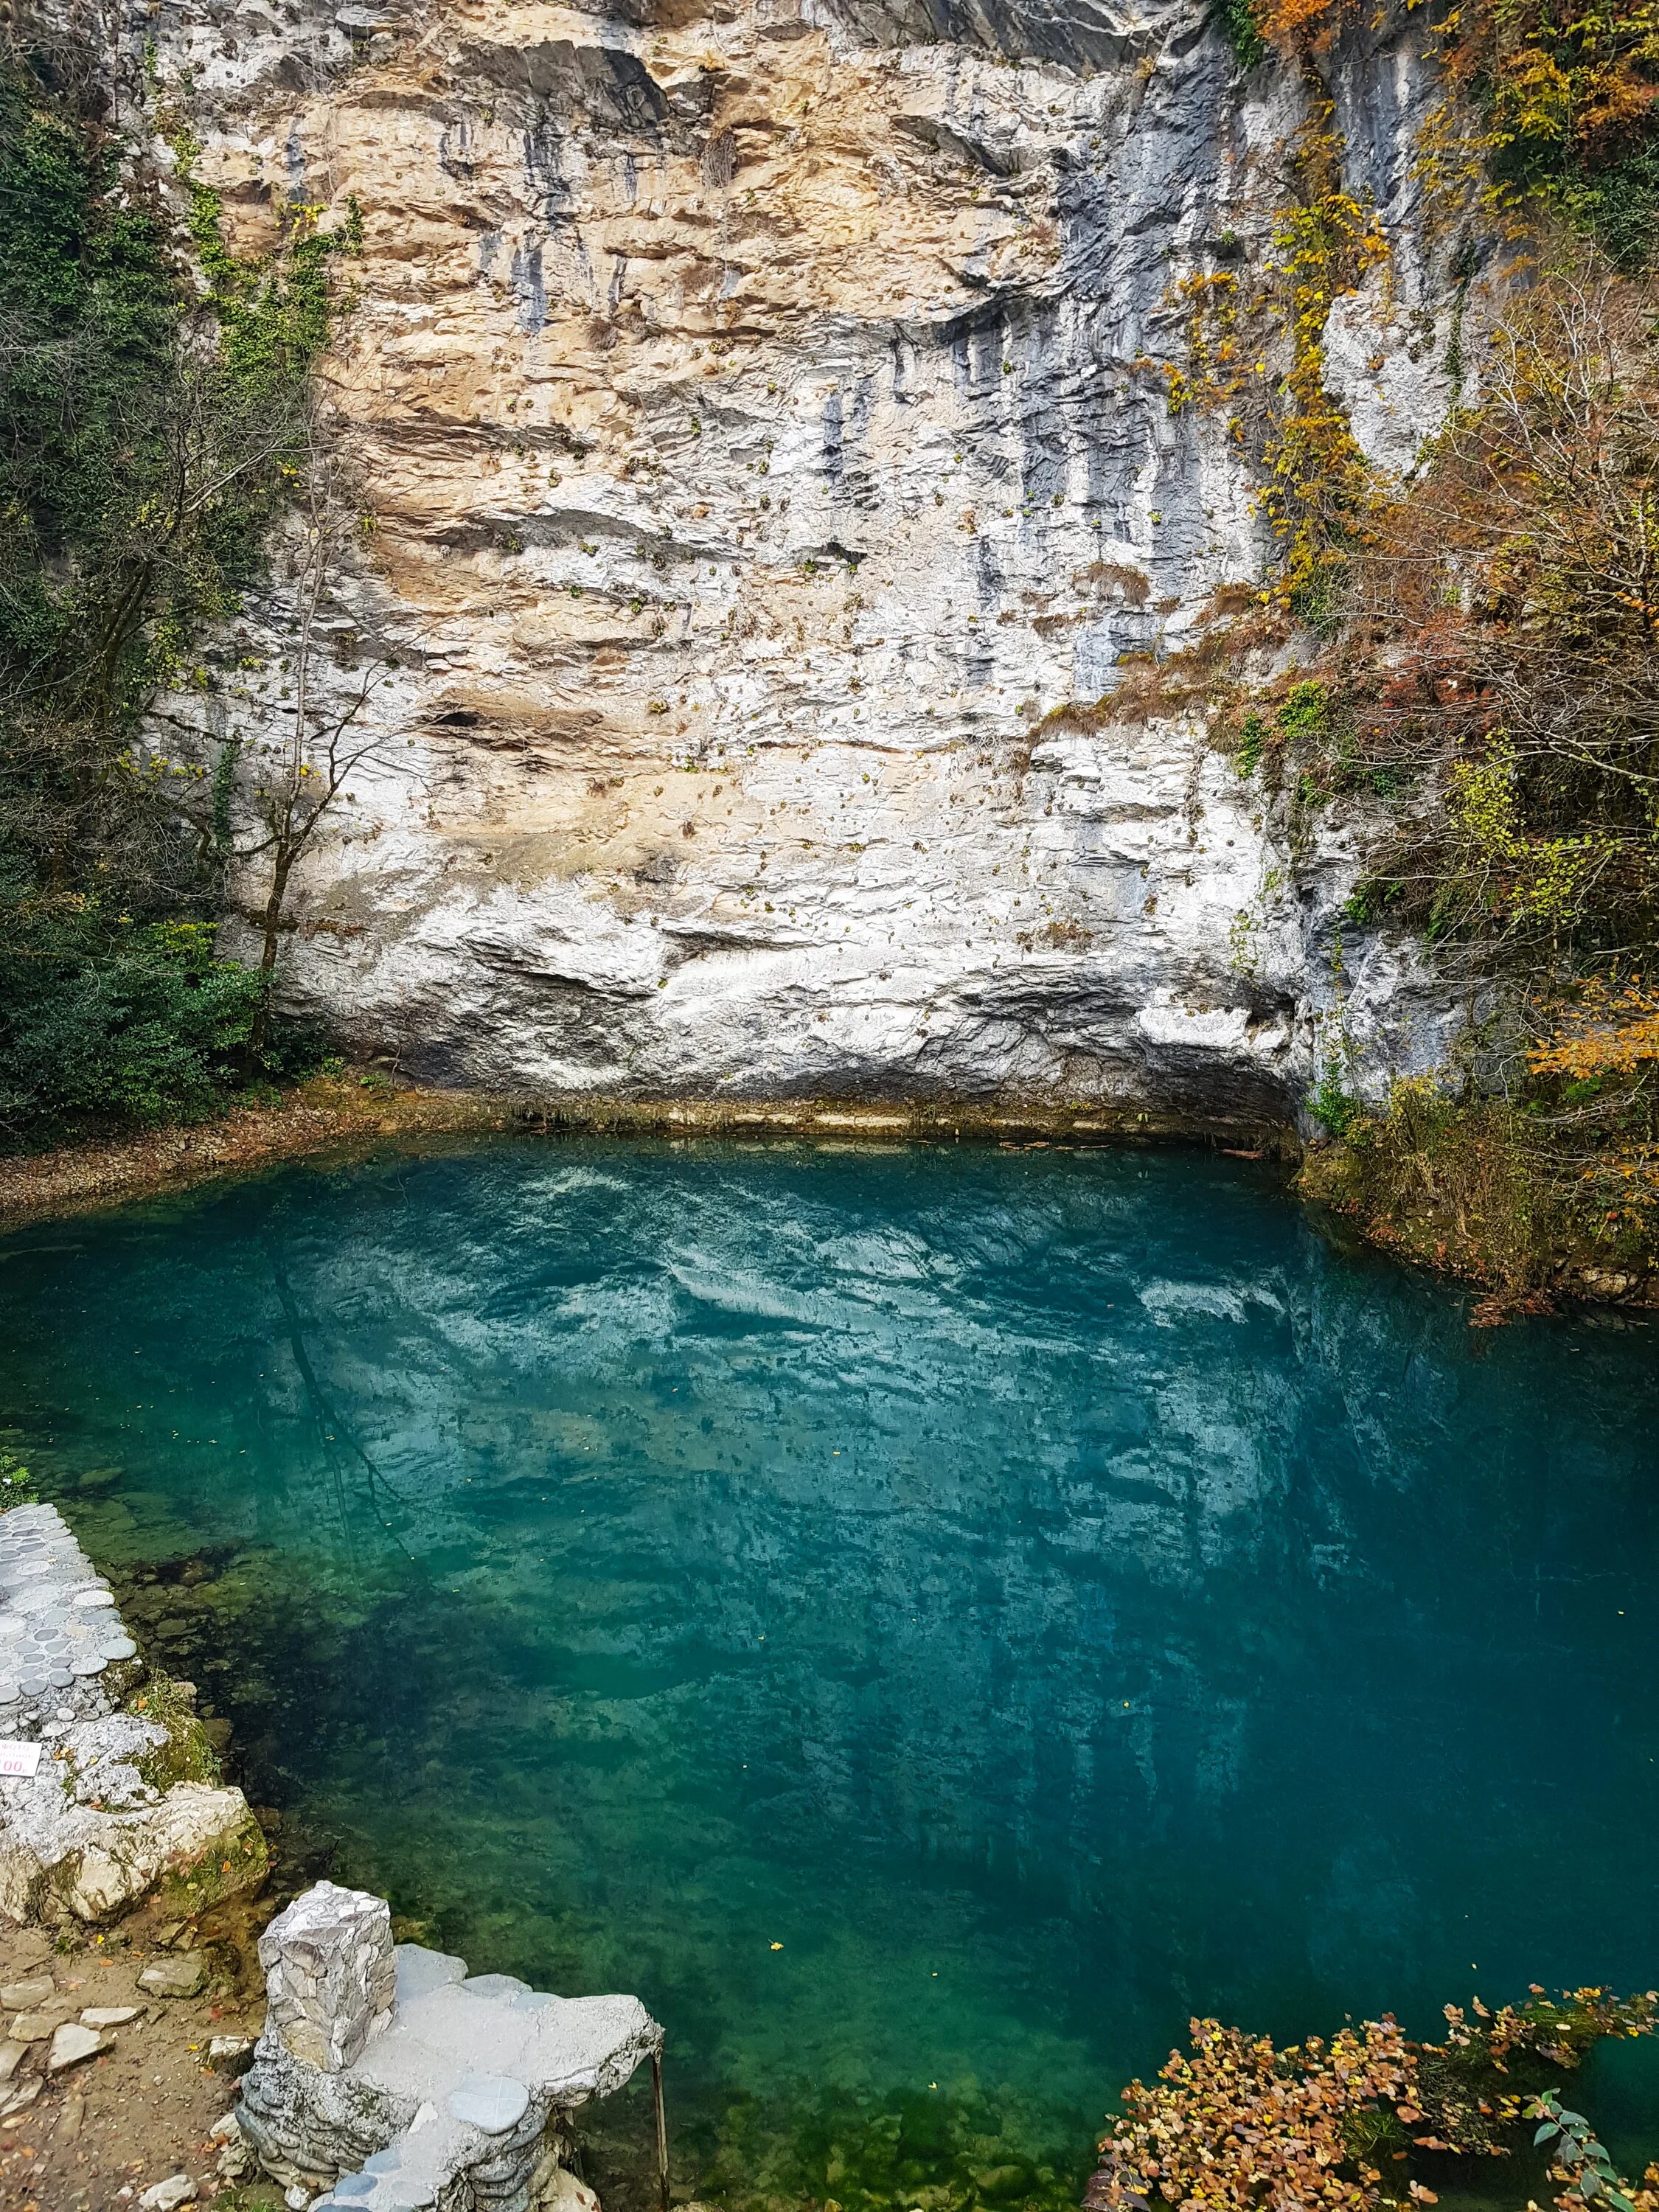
[1245,0,1659,271]
[1271,255,1659,1302]
[1193,0,1659,1303]
[0,41,354,1143]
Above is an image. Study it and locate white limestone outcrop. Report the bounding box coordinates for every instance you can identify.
[108,0,1490,1120]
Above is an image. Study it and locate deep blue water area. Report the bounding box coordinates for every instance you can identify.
[1,1138,1657,2208]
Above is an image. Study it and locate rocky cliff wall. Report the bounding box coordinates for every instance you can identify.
[114,0,1489,1121]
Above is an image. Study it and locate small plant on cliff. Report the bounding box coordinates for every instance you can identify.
[1214,0,1267,69]
[1310,1061,1363,1137]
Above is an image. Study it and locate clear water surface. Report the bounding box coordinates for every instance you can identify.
[1,1138,1657,2207]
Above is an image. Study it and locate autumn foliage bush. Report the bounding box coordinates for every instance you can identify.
[1086,1991,1659,2212]
[1273,259,1659,1294]
[1335,267,1659,959]
[1245,0,1659,271]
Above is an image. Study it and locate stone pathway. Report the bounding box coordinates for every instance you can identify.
[0,1506,137,1734]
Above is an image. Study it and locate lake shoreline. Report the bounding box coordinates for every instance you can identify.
[0,1075,1291,1233]
[0,1079,515,1233]
[7,1075,1657,1316]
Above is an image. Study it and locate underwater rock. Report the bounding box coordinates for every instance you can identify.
[536,2171,602,2212]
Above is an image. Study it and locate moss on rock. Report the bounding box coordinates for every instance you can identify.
[125,1676,223,1790]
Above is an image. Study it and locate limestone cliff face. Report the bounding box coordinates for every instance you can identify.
[129,0,1486,1119]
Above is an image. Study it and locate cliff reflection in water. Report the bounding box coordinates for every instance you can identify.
[1,1138,1657,2185]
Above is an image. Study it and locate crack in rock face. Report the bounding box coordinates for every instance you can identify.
[120,0,1487,1119]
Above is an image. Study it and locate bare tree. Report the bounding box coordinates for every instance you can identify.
[156,417,403,1049]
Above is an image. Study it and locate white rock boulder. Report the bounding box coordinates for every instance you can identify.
[0,1714,267,1925]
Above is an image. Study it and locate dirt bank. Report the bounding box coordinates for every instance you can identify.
[0,1078,1290,1234]
[0,1882,282,2212]
[0,1079,511,1233]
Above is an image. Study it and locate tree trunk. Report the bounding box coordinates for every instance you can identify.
[249,848,294,1057]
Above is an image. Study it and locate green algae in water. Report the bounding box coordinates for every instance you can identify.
[2,1138,1659,2209]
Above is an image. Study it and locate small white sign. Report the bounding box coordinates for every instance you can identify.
[0,1742,41,1778]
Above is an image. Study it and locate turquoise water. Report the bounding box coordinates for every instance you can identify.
[1,1138,1658,2207]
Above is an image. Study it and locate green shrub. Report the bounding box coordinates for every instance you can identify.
[1300,1079,1565,1297]
[0,1452,37,1504]
[0,917,264,1134]
[1236,712,1268,776]
[1309,1065,1363,1138]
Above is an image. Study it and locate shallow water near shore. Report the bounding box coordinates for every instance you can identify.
[1,1136,1658,2207]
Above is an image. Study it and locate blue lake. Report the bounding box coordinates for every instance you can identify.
[1,1138,1656,2208]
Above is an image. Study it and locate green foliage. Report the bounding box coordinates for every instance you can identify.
[127,1674,223,1788]
[1342,878,1405,925]
[0,65,180,720]
[178,155,352,408]
[0,55,346,728]
[1572,140,1659,271]
[0,1451,38,1504]
[1276,678,1331,748]
[1299,1078,1572,1300]
[1232,684,1343,793]
[1528,2090,1643,2212]
[0,917,264,1129]
[1310,1064,1363,1138]
[1484,60,1659,273]
[0,48,354,1141]
[1213,0,1266,69]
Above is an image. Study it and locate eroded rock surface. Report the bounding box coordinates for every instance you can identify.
[0,1507,268,1925]
[100,0,1489,1116]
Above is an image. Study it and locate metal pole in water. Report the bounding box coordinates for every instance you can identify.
[653,2048,669,2212]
